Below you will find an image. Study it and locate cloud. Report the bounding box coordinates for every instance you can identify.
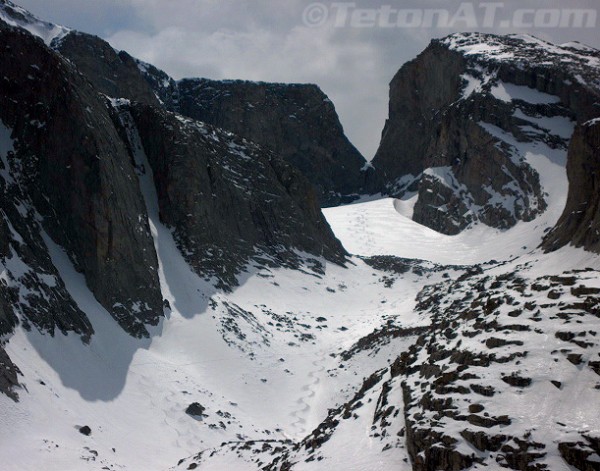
[106,7,391,158]
[16,0,600,159]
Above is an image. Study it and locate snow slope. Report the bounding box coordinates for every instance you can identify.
[2,95,599,470]
[0,108,436,471]
[1,32,599,470]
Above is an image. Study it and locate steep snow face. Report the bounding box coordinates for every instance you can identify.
[0,0,70,46]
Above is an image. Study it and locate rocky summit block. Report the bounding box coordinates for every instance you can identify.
[134,71,375,206]
[372,32,600,234]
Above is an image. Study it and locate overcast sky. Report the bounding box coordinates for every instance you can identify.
[17,0,600,159]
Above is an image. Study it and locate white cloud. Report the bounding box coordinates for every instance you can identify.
[16,0,600,159]
[107,16,389,158]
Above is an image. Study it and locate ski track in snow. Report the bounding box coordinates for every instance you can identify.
[289,351,327,439]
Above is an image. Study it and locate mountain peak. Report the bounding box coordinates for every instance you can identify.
[0,0,70,46]
[438,31,600,78]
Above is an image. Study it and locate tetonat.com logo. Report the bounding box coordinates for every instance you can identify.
[302,2,598,29]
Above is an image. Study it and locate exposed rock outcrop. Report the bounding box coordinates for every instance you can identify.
[56,31,160,106]
[373,32,599,234]
[0,24,163,338]
[123,102,347,288]
[543,119,600,252]
[0,345,21,401]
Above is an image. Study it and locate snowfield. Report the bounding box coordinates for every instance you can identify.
[2,120,599,469]
[0,22,599,468]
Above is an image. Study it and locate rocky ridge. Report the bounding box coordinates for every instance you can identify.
[372,32,599,235]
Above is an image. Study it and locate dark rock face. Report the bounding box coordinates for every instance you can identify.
[0,25,163,338]
[124,103,346,288]
[133,58,179,109]
[0,8,352,404]
[372,33,599,234]
[152,78,373,206]
[56,31,160,106]
[185,402,207,419]
[0,345,21,401]
[543,120,600,252]
[0,0,351,350]
[51,29,373,207]
[559,437,600,471]
[10,0,371,208]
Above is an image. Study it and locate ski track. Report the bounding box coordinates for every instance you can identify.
[289,351,327,439]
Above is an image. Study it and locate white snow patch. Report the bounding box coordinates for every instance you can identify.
[0,1,70,46]
[490,81,560,104]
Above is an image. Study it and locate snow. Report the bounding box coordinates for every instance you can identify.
[443,32,600,74]
[585,117,600,127]
[0,1,70,46]
[490,81,560,104]
[0,25,598,470]
[324,111,571,266]
[561,41,598,52]
[513,109,574,140]
[1,104,598,468]
[460,73,482,98]
[0,107,428,470]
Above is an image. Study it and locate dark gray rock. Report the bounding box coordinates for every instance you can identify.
[372,32,600,234]
[185,402,207,419]
[543,120,600,252]
[56,31,160,105]
[132,58,179,109]
[0,345,21,401]
[559,440,600,471]
[0,24,163,338]
[147,77,374,206]
[124,102,347,288]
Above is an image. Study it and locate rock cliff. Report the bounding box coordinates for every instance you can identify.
[0,22,163,338]
[121,102,346,288]
[373,32,600,234]
[0,2,347,362]
[543,119,600,252]
[172,79,373,206]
